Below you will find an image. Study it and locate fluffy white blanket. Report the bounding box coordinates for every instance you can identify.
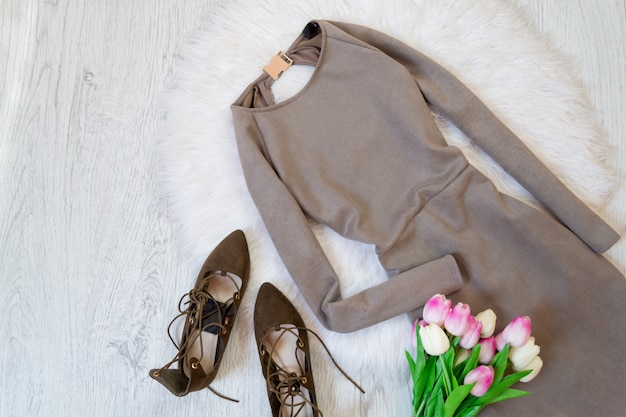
[156,0,616,410]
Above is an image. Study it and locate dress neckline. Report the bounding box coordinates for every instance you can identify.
[231,20,328,114]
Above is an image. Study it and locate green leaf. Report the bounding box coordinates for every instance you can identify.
[443,384,474,417]
[443,347,455,368]
[416,328,426,369]
[429,368,445,400]
[476,369,533,406]
[451,336,461,348]
[413,356,437,411]
[455,405,482,417]
[453,359,467,379]
[406,350,416,376]
[490,388,531,404]
[433,389,445,417]
[443,348,457,383]
[417,368,444,416]
[414,396,427,417]
[458,344,481,382]
[424,385,445,417]
[439,354,457,396]
[424,390,438,417]
[491,344,509,384]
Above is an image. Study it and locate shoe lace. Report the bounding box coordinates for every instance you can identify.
[155,271,241,402]
[260,325,365,416]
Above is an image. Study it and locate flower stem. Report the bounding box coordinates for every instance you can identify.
[439,356,453,396]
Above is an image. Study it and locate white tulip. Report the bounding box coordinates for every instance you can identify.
[475,309,497,338]
[510,337,540,370]
[518,356,544,382]
[419,323,450,356]
[454,348,470,366]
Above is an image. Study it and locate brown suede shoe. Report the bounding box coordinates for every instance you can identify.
[150,230,249,400]
[254,283,364,416]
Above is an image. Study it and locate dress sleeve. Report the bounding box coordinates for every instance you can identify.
[232,110,463,332]
[331,21,620,254]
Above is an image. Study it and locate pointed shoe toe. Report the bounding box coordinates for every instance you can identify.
[196,229,250,286]
[254,282,306,334]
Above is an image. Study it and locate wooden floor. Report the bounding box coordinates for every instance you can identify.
[1,1,624,416]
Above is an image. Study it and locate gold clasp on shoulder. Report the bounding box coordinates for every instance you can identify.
[263,51,294,80]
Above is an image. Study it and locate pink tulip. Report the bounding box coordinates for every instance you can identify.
[411,319,428,347]
[478,336,497,364]
[464,365,495,397]
[460,316,483,349]
[502,316,532,347]
[495,331,506,351]
[444,302,471,336]
[422,294,451,326]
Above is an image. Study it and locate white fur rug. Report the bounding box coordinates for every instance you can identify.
[156,0,617,408]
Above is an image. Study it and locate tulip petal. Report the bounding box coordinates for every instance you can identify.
[510,337,540,370]
[444,302,472,336]
[475,309,497,338]
[454,348,470,366]
[478,336,497,364]
[495,332,506,351]
[464,365,495,397]
[460,317,483,349]
[423,294,452,326]
[419,323,450,356]
[502,316,532,347]
[519,356,543,382]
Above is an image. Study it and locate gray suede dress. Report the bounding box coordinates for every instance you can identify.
[231,20,626,416]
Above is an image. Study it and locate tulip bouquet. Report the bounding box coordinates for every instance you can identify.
[406,294,543,417]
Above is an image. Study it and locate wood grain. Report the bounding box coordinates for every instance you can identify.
[1,1,624,416]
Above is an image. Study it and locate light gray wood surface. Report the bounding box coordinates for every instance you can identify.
[1,1,624,416]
